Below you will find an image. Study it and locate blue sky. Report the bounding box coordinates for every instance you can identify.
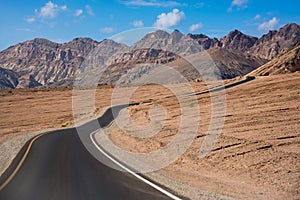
[0,0,299,50]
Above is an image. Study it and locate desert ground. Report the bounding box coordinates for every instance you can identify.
[0,73,299,199]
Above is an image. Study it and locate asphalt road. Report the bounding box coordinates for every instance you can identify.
[0,105,180,200]
[0,77,255,200]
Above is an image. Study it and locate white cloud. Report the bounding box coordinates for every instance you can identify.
[16,28,33,32]
[26,2,89,25]
[34,1,67,19]
[100,27,114,33]
[132,20,144,27]
[122,0,182,7]
[258,17,279,31]
[254,14,261,20]
[85,5,94,16]
[74,9,83,17]
[25,17,35,23]
[228,0,248,12]
[232,0,248,7]
[61,5,67,11]
[189,23,203,32]
[153,9,185,29]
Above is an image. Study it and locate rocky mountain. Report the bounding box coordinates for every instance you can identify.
[132,29,204,56]
[206,47,265,79]
[248,44,300,76]
[0,23,299,88]
[220,30,258,52]
[187,33,221,50]
[88,48,179,84]
[0,38,99,86]
[114,47,266,84]
[187,23,300,59]
[250,23,300,60]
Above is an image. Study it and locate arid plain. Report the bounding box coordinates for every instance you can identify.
[0,73,299,199]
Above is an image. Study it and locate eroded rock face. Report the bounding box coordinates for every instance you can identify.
[0,67,18,89]
[189,23,300,60]
[0,38,100,87]
[16,75,43,89]
[110,48,177,65]
[220,29,258,52]
[250,23,300,60]
[187,33,221,50]
[132,29,204,55]
[248,44,300,76]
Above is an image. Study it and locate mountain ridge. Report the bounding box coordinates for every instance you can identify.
[0,23,299,88]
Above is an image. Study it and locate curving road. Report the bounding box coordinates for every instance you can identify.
[0,105,182,200]
[0,76,255,200]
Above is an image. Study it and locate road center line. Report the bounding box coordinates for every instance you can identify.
[0,132,48,190]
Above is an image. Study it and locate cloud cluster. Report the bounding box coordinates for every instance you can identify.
[122,0,182,7]
[25,17,36,23]
[254,14,261,20]
[100,27,114,33]
[26,1,95,24]
[189,23,203,32]
[74,9,83,17]
[258,17,279,31]
[228,0,248,12]
[35,1,66,19]
[154,9,185,29]
[132,20,144,27]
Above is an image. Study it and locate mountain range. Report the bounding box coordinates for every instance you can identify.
[0,23,299,89]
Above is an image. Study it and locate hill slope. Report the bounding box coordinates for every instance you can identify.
[248,45,300,76]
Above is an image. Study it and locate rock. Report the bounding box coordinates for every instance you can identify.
[248,44,300,76]
[250,23,300,60]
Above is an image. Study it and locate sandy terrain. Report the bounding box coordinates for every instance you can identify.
[0,86,115,143]
[107,73,300,199]
[0,74,299,199]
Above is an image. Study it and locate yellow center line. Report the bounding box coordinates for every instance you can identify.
[0,132,49,190]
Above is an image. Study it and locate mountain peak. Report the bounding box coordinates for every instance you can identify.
[227,29,245,38]
[170,29,184,43]
[63,37,99,53]
[280,23,300,31]
[32,38,54,44]
[251,23,300,59]
[30,38,59,48]
[172,29,181,34]
[71,37,98,43]
[278,23,300,38]
[153,29,170,38]
[101,39,122,46]
[221,29,258,51]
[187,33,209,39]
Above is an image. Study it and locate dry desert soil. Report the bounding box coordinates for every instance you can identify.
[0,73,299,199]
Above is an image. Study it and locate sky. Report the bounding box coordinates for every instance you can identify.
[0,0,299,50]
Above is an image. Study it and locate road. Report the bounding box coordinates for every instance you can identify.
[0,76,255,200]
[0,105,181,200]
